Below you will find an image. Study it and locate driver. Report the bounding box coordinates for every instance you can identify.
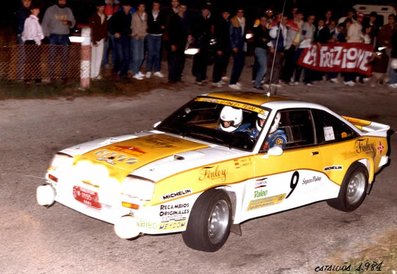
[262,112,287,150]
[250,111,269,138]
[219,106,250,132]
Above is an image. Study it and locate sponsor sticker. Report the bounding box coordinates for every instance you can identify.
[302,176,322,185]
[255,177,268,189]
[355,139,375,154]
[198,165,227,182]
[159,203,190,222]
[162,189,192,200]
[324,165,343,171]
[247,194,286,210]
[234,158,252,169]
[324,126,335,141]
[254,189,268,198]
[159,220,187,231]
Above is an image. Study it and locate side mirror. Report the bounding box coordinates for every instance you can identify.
[267,146,283,156]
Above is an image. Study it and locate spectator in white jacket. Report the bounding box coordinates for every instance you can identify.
[21,3,44,83]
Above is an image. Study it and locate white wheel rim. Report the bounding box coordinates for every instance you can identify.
[208,199,230,244]
[346,172,366,205]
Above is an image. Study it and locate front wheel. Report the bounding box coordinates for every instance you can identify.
[327,162,369,212]
[182,189,232,252]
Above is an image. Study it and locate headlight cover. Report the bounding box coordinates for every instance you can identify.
[121,176,155,201]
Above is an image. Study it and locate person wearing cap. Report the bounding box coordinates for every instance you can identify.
[89,0,108,80]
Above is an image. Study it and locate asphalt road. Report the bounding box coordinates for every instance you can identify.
[0,82,396,274]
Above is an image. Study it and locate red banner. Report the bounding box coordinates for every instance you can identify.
[298,43,374,76]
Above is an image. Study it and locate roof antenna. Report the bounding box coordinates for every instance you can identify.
[265,0,287,97]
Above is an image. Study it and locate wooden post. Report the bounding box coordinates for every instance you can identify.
[80,27,91,89]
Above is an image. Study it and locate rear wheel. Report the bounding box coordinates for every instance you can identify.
[182,189,232,252]
[327,162,368,212]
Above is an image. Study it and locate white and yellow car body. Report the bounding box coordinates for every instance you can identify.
[37,92,390,252]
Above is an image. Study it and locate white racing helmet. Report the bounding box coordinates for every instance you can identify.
[269,112,281,133]
[219,106,243,132]
[256,111,269,131]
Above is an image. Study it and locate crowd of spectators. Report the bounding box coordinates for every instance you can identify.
[15,0,397,89]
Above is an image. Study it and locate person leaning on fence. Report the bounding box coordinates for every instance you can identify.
[89,0,108,80]
[42,0,76,81]
[21,2,44,84]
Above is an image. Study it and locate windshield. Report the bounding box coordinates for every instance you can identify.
[156,97,270,151]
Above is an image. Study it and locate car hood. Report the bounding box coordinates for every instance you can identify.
[73,133,210,182]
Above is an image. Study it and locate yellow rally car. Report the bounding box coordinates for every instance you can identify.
[36,92,391,252]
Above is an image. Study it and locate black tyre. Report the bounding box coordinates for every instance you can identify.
[327,162,369,212]
[182,189,232,252]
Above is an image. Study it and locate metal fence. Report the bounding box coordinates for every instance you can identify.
[0,44,81,81]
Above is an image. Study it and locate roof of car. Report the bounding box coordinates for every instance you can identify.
[204,91,289,106]
[202,91,334,114]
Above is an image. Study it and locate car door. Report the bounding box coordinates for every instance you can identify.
[241,109,340,222]
[311,109,361,185]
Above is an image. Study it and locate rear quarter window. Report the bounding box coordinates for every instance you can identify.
[312,109,358,144]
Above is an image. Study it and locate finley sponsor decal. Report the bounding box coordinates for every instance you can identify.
[355,139,375,154]
[199,165,227,182]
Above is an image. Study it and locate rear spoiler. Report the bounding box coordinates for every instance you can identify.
[342,116,390,137]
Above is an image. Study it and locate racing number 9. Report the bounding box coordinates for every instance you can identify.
[286,171,299,199]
